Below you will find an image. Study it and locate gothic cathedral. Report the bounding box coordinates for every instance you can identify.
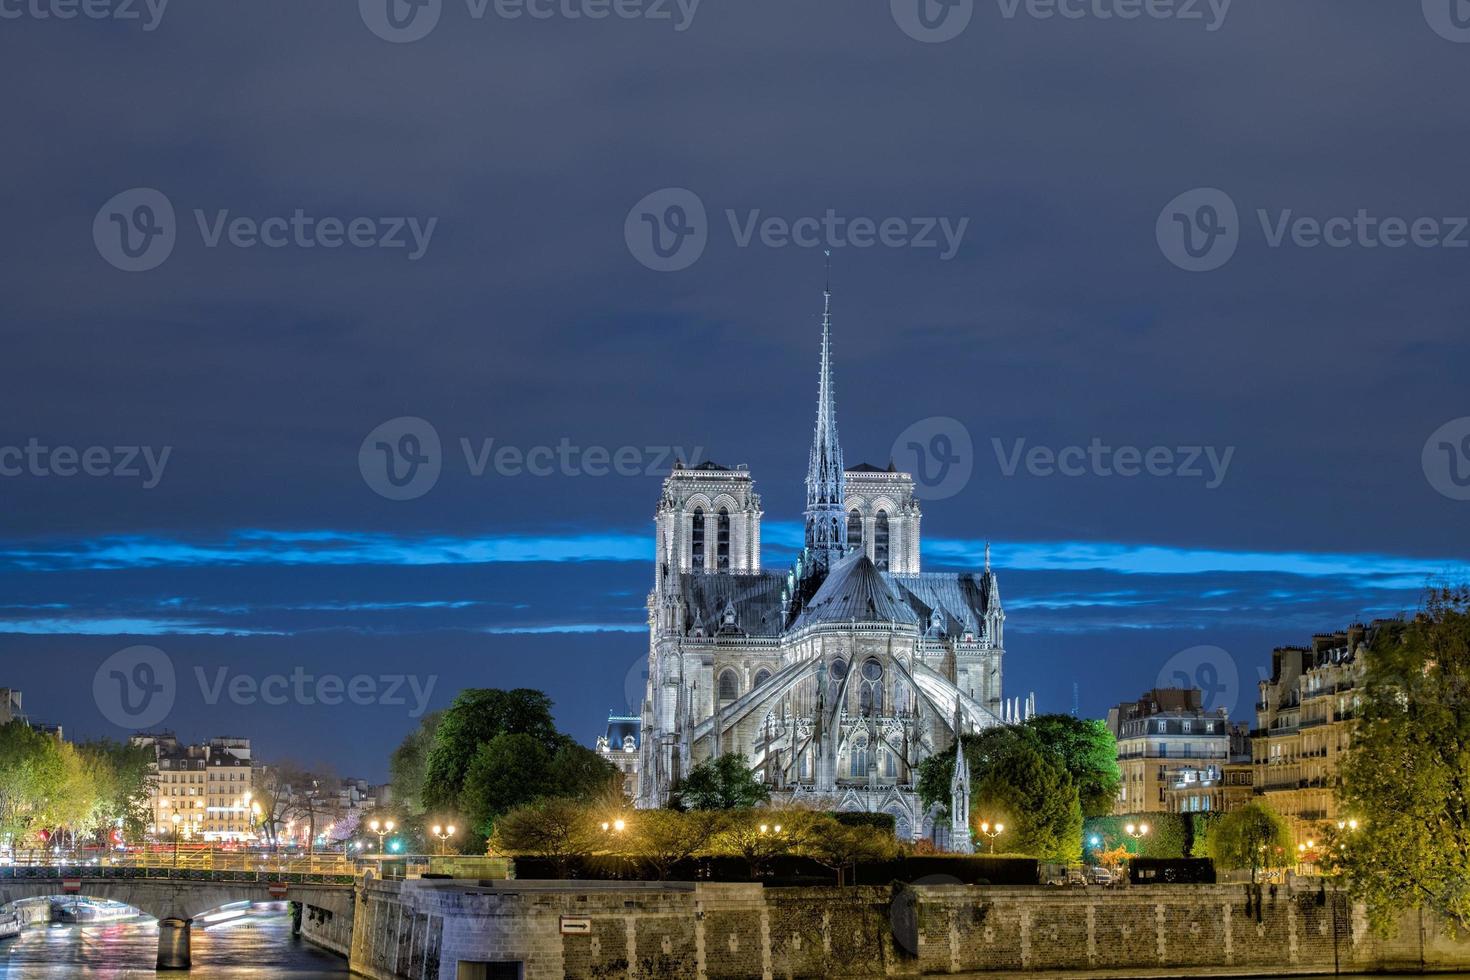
[636,283,1030,840]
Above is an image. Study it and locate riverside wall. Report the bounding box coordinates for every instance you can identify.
[344,878,1470,980]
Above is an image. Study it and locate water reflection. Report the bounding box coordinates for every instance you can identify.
[0,906,346,978]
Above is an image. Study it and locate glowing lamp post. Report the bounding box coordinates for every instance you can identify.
[431,824,457,855]
[978,820,1004,854]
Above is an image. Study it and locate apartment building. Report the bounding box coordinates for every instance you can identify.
[133,734,255,842]
[1107,688,1232,814]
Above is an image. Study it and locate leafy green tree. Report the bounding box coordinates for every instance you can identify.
[1020,715,1122,818]
[712,808,804,877]
[389,710,442,817]
[1338,589,1470,930]
[0,722,72,845]
[1203,802,1292,881]
[422,689,561,814]
[802,813,903,884]
[75,739,155,843]
[673,753,771,810]
[627,808,725,880]
[971,741,1083,862]
[490,797,599,875]
[916,726,1023,812]
[460,733,554,840]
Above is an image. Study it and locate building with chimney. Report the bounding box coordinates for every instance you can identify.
[1107,688,1231,814]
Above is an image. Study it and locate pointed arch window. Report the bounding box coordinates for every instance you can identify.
[753,668,771,689]
[691,506,705,569]
[716,507,731,570]
[828,658,848,706]
[717,669,738,703]
[859,659,884,716]
[874,511,890,570]
[846,509,863,551]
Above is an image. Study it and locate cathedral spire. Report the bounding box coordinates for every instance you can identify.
[803,251,847,577]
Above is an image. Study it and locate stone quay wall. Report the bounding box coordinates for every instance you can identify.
[344,878,1470,980]
[299,896,354,959]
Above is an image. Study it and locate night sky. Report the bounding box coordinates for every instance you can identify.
[2,0,1468,781]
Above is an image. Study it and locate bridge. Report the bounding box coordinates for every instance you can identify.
[0,858,357,969]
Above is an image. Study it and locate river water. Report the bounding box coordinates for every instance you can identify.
[0,908,346,978]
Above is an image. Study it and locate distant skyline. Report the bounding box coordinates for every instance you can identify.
[3,1,1468,777]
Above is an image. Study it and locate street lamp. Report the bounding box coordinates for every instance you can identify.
[368,817,395,854]
[171,813,183,867]
[431,824,457,855]
[978,820,1005,854]
[1124,822,1149,843]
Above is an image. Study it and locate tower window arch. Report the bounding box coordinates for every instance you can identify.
[717,668,738,702]
[847,509,863,551]
[753,668,771,688]
[859,659,884,715]
[828,658,848,705]
[874,511,890,570]
[691,506,705,569]
[716,507,731,570]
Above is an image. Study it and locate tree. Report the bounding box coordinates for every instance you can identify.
[802,814,902,884]
[1020,715,1122,818]
[460,734,553,840]
[713,808,805,877]
[254,762,342,854]
[627,808,725,880]
[1203,802,1292,881]
[674,753,771,810]
[916,727,1023,813]
[971,742,1083,862]
[0,722,75,846]
[389,710,442,818]
[490,797,598,876]
[1338,589,1470,930]
[422,689,561,815]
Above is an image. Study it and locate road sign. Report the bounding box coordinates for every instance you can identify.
[560,915,592,935]
[62,879,81,894]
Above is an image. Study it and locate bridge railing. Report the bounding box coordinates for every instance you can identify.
[0,858,357,886]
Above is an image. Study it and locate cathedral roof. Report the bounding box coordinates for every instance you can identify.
[888,572,996,636]
[792,552,921,630]
[846,461,899,474]
[676,571,788,637]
